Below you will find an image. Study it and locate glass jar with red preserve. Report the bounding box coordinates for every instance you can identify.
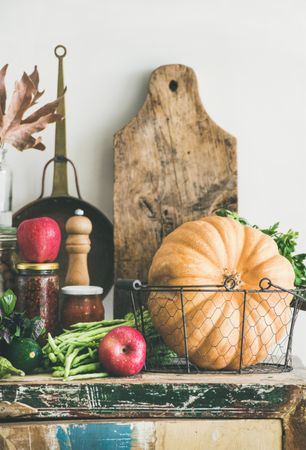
[16,263,59,337]
[60,286,104,329]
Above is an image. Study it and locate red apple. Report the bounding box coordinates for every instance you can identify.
[99,326,146,376]
[17,217,61,263]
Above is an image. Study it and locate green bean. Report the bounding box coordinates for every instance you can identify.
[64,348,79,379]
[52,362,101,378]
[69,362,101,375]
[66,372,109,381]
[72,350,98,367]
[59,323,134,341]
[52,370,64,377]
[66,344,76,358]
[72,357,98,368]
[52,365,64,371]
[70,319,126,328]
[42,345,52,355]
[48,353,57,363]
[48,333,65,363]
[57,343,68,349]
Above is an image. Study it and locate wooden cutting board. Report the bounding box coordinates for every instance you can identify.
[114,64,237,317]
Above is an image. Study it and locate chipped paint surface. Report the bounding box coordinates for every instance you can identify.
[0,419,282,450]
[0,381,294,420]
[56,423,133,450]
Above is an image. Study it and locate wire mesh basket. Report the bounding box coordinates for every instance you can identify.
[116,277,306,374]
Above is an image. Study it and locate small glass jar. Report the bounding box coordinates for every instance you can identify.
[61,286,104,329]
[16,263,59,336]
[0,149,13,227]
[0,227,17,296]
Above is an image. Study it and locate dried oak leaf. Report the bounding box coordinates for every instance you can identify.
[0,65,62,151]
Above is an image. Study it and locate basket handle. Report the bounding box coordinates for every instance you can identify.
[115,279,143,290]
[260,278,306,311]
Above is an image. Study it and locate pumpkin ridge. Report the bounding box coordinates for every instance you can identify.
[159,241,221,273]
[195,220,229,267]
[200,217,249,284]
[235,224,250,275]
[244,294,277,366]
[193,293,241,368]
[242,255,294,290]
[238,231,278,274]
[150,256,220,285]
[241,254,281,278]
[228,310,257,369]
[186,298,223,360]
[164,240,221,267]
[202,216,236,273]
[205,216,246,272]
[183,291,223,325]
[160,221,227,270]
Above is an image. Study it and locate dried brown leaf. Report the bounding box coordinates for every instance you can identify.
[29,65,39,89]
[0,64,8,125]
[21,97,60,124]
[0,66,62,151]
[29,66,44,103]
[2,73,35,134]
[4,113,62,150]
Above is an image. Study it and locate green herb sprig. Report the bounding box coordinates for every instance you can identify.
[0,290,45,344]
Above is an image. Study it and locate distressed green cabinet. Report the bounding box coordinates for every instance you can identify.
[0,370,305,449]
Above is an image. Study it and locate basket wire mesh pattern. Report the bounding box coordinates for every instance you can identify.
[116,277,306,374]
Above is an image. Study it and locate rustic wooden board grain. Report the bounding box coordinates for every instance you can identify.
[0,381,291,419]
[114,64,237,316]
[0,419,282,450]
[0,371,305,449]
[0,372,302,419]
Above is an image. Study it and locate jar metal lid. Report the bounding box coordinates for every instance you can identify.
[16,262,59,271]
[61,286,103,296]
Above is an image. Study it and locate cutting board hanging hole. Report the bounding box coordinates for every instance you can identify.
[169,80,178,91]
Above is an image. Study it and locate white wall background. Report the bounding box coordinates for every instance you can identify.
[2,0,306,365]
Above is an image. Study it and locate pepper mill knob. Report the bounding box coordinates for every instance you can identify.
[65,209,92,285]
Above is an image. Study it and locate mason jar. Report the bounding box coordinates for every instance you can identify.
[0,227,17,296]
[16,263,60,337]
[61,286,104,329]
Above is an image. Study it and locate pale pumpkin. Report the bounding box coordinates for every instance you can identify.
[148,216,295,369]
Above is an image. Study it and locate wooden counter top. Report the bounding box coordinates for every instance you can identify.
[0,368,306,385]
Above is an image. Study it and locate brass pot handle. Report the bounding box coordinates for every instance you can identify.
[38,156,82,200]
[52,44,68,197]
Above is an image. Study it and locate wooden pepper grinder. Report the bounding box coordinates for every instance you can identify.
[65,209,92,285]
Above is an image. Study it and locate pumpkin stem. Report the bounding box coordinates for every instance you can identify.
[223,269,242,289]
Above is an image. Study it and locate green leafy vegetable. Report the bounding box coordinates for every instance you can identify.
[216,209,306,286]
[0,290,45,344]
[0,356,25,378]
[0,290,16,316]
